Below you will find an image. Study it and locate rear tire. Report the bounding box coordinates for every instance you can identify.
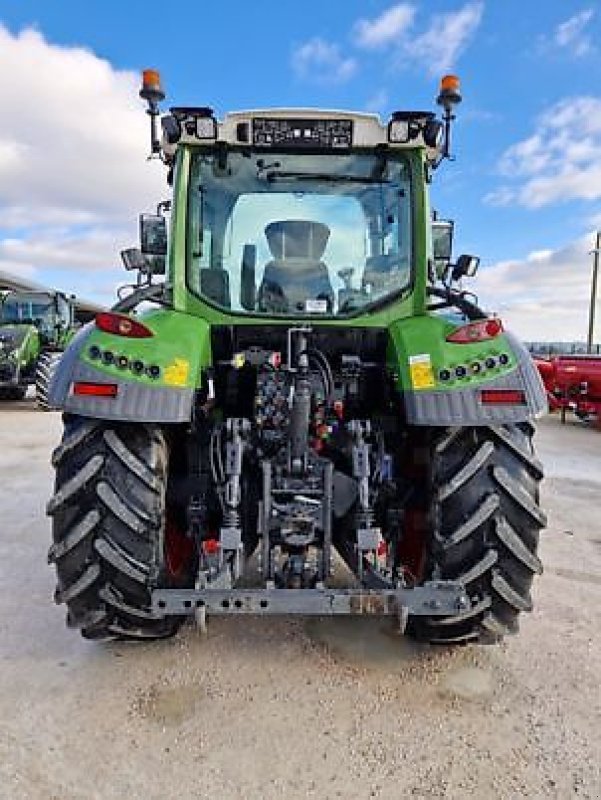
[35,351,62,410]
[416,422,546,644]
[47,417,194,640]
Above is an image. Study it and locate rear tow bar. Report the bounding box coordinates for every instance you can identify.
[151,582,469,634]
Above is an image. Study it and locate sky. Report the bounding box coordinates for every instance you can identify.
[1,0,600,341]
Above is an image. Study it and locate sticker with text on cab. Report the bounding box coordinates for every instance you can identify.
[305,298,328,313]
[409,353,435,390]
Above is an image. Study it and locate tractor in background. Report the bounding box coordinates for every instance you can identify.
[0,290,75,408]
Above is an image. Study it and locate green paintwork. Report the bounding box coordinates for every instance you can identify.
[19,327,41,369]
[387,315,516,392]
[81,309,210,390]
[0,324,40,387]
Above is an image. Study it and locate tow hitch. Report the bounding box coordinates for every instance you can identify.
[151,582,469,634]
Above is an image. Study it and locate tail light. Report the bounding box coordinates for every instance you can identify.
[480,389,526,405]
[95,312,153,338]
[72,382,118,398]
[446,318,503,344]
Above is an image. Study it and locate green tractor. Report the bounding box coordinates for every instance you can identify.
[46,71,547,644]
[0,289,75,408]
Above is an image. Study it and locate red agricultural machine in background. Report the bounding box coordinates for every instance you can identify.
[535,354,601,426]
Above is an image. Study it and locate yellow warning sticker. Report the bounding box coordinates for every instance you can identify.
[164,358,190,387]
[409,354,435,390]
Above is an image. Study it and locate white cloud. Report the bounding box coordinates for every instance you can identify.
[554,9,595,57]
[294,4,483,90]
[0,261,37,280]
[0,26,165,225]
[483,186,516,206]
[486,96,601,208]
[291,38,357,85]
[476,234,598,341]
[0,226,133,273]
[0,25,166,299]
[402,2,484,76]
[353,4,415,49]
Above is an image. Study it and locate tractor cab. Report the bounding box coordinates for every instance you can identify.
[166,106,445,322]
[0,290,75,405]
[185,144,413,317]
[0,290,72,345]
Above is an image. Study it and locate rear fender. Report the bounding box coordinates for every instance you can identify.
[388,315,547,425]
[49,310,211,422]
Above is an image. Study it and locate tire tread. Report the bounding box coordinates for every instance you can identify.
[48,418,185,641]
[421,423,545,644]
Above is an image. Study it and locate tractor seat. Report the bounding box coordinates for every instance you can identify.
[258,220,334,313]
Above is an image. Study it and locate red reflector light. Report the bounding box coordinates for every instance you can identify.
[480,389,526,405]
[377,540,388,557]
[95,312,153,338]
[202,538,220,555]
[72,381,118,398]
[446,318,503,344]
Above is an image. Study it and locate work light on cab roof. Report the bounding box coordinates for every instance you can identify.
[138,68,461,167]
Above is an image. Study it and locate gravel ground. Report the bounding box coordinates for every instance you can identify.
[0,402,599,799]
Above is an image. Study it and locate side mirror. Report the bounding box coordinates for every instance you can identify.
[452,254,480,281]
[140,213,167,256]
[432,220,454,262]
